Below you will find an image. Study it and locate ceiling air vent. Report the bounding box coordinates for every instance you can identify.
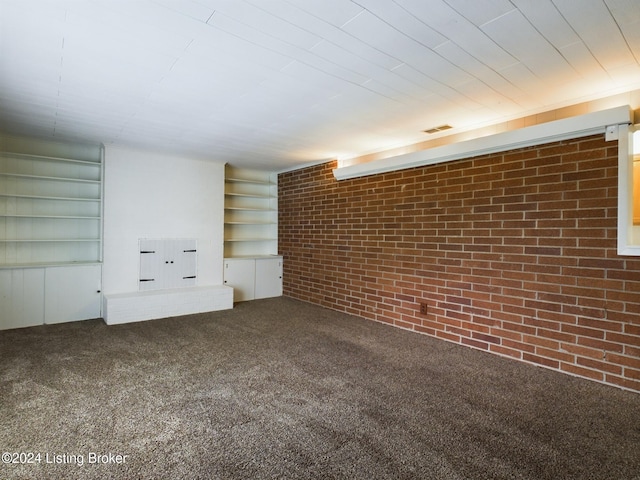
[423,124,453,134]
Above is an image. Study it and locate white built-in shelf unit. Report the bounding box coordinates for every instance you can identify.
[0,143,103,267]
[224,165,277,258]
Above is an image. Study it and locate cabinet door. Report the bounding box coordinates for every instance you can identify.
[139,239,163,291]
[139,239,197,290]
[174,238,197,288]
[255,257,283,299]
[0,268,45,330]
[223,259,255,302]
[44,264,102,324]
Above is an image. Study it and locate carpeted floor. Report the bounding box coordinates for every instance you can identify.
[1,296,639,479]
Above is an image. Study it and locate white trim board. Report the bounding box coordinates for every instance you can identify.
[617,124,640,256]
[333,105,632,181]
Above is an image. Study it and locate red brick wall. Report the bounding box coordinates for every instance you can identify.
[278,134,640,392]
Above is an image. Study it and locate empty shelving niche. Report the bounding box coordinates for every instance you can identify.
[0,148,103,266]
[224,165,278,257]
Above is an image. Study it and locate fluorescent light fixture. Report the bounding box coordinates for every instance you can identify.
[333,105,632,181]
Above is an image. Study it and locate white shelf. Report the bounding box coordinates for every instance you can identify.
[226,177,274,186]
[225,192,272,198]
[0,260,101,269]
[224,237,277,242]
[0,214,100,219]
[0,193,100,202]
[0,172,100,183]
[225,206,275,211]
[225,221,276,225]
[0,238,100,243]
[0,151,101,166]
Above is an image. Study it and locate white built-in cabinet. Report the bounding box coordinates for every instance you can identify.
[0,136,103,330]
[43,264,102,324]
[223,257,255,302]
[223,256,283,302]
[223,166,282,302]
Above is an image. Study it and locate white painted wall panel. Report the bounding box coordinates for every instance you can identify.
[102,145,225,296]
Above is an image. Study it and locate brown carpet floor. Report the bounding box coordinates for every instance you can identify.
[1,296,639,479]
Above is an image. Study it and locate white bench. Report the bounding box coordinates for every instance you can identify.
[103,285,233,325]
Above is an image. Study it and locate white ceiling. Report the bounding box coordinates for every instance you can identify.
[1,0,639,171]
